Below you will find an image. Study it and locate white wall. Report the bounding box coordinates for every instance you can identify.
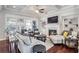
[0,6,79,41]
[0,11,39,41]
[39,6,79,36]
[0,11,6,40]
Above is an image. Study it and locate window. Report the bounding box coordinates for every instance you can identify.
[5,17,18,33]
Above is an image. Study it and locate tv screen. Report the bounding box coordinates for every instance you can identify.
[48,16,58,23]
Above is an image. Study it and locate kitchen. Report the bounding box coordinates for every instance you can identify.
[0,5,79,53]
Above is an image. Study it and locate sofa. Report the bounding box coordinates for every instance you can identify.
[15,33,51,53]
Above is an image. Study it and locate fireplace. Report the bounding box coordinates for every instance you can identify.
[49,30,57,35]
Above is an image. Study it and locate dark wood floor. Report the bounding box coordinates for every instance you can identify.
[0,40,9,53]
[47,44,78,53]
[0,40,78,53]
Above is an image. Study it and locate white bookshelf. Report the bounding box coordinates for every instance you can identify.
[62,15,79,32]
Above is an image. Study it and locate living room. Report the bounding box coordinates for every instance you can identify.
[0,5,79,53]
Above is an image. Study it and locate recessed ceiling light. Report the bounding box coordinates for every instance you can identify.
[12,6,16,8]
[35,10,39,13]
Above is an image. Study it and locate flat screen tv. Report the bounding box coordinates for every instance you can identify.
[48,16,58,23]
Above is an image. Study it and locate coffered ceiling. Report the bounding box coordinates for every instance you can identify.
[0,5,76,18]
[3,5,66,13]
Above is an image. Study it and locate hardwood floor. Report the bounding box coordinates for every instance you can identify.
[0,39,20,53]
[0,40,9,53]
[0,40,78,53]
[47,44,78,53]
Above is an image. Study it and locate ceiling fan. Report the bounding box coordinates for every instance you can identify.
[31,5,46,14]
[31,5,63,14]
